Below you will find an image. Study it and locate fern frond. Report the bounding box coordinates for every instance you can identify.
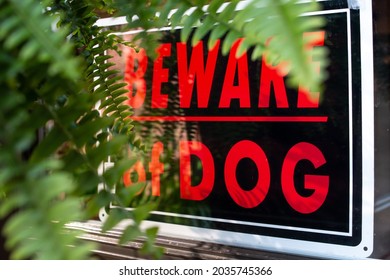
[183,0,326,91]
[0,0,95,259]
[0,0,142,259]
[111,0,326,91]
[235,0,328,91]
[0,0,81,81]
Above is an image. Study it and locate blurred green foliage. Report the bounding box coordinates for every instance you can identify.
[0,0,326,259]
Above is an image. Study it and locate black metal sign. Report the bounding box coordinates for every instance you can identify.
[100,1,374,258]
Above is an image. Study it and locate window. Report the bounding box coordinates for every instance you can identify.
[90,0,390,259]
[372,0,390,259]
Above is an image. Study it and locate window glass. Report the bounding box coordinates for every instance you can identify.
[100,0,390,259]
[372,0,390,259]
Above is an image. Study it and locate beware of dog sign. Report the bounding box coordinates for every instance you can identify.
[99,0,374,259]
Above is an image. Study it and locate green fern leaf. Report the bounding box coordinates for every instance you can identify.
[181,8,203,42]
[119,224,142,245]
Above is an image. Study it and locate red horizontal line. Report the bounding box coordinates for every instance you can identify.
[129,116,328,122]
